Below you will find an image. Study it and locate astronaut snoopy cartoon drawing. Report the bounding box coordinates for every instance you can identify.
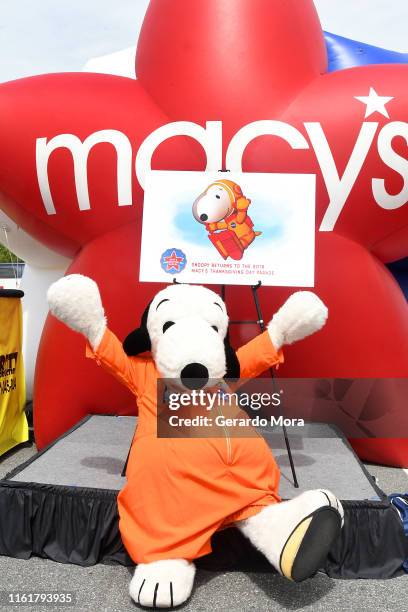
[192,179,262,260]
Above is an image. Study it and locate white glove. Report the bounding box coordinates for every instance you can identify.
[268,291,328,351]
[47,274,107,349]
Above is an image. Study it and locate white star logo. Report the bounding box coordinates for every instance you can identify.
[355,87,394,119]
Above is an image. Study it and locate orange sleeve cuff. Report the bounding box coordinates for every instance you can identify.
[236,330,284,379]
[85,341,94,359]
[85,328,110,362]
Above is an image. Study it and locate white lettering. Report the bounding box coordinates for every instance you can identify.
[372,121,408,210]
[226,120,309,171]
[36,130,133,215]
[305,122,379,231]
[135,121,222,189]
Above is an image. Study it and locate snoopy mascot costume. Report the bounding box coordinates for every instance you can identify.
[47,276,344,608]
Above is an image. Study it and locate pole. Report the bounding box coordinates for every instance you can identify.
[222,282,299,488]
[250,282,299,487]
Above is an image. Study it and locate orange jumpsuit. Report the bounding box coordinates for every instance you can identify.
[207,211,258,248]
[86,329,283,563]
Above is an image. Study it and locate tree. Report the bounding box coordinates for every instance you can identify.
[0,243,23,263]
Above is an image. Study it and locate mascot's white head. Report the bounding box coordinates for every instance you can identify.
[123,284,240,390]
[192,181,236,224]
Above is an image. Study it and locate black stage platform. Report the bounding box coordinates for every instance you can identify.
[0,416,407,578]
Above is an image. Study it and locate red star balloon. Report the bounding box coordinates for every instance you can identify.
[0,0,407,464]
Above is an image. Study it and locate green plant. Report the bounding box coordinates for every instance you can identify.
[0,243,23,263]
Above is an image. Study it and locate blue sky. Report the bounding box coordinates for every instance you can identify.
[0,0,149,82]
[1,1,407,83]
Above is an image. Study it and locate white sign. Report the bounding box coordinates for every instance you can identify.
[139,171,316,287]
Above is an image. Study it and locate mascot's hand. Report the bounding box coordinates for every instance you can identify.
[268,291,328,350]
[47,274,107,349]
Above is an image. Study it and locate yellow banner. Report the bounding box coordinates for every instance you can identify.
[0,296,28,455]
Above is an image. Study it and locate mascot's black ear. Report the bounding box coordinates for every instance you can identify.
[123,302,152,356]
[224,333,240,381]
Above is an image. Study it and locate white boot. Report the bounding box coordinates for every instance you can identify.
[238,489,344,582]
[129,559,196,608]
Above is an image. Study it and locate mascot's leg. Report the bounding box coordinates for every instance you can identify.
[129,559,196,608]
[238,489,344,582]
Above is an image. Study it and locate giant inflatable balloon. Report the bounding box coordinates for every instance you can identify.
[0,0,407,465]
[323,31,408,302]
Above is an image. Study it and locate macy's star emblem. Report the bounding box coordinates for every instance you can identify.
[160,248,187,274]
[355,87,394,119]
[164,250,183,271]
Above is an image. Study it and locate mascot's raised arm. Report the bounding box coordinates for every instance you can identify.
[47,275,344,609]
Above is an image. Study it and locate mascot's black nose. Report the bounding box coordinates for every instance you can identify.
[180,363,209,390]
[200,213,208,222]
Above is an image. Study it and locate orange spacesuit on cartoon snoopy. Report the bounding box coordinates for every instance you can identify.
[192,179,261,260]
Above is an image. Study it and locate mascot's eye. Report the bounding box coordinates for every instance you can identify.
[163,321,175,333]
[212,325,219,332]
[215,194,220,199]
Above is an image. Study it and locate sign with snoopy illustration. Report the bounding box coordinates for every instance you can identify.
[140,171,316,286]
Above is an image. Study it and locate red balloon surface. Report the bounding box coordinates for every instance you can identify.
[0,0,407,464]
